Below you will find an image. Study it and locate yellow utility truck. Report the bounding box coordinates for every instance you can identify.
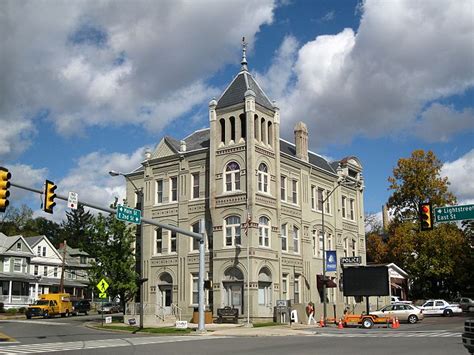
[25,293,73,319]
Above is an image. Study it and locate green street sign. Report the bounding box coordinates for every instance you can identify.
[434,204,474,223]
[116,205,141,225]
[96,278,109,293]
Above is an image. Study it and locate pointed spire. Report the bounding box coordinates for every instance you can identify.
[241,36,248,71]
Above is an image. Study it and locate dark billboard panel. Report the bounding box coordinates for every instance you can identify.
[342,266,389,296]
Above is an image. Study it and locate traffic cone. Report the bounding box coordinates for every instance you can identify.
[338,318,344,329]
[395,317,400,329]
[319,316,325,327]
[391,317,396,328]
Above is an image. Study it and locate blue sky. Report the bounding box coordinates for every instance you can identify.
[1,0,473,222]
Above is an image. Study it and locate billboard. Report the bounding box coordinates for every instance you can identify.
[342,266,389,296]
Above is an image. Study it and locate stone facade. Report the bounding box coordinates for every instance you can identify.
[125,55,365,323]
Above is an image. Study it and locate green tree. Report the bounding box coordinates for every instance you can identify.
[387,221,471,298]
[387,150,456,224]
[25,217,65,247]
[61,205,93,249]
[85,213,137,311]
[0,204,34,235]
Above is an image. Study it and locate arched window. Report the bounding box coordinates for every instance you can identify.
[351,238,357,257]
[267,121,273,146]
[257,163,269,193]
[260,117,266,142]
[224,162,240,192]
[220,118,226,144]
[281,223,288,251]
[254,116,259,139]
[224,216,241,246]
[240,114,246,140]
[258,267,272,306]
[259,216,270,247]
[230,116,236,142]
[293,226,300,254]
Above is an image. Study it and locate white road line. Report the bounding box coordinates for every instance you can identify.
[0,320,70,326]
[312,331,461,338]
[0,336,230,354]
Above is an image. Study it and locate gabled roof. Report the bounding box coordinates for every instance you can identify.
[25,235,64,260]
[0,233,35,256]
[216,71,274,110]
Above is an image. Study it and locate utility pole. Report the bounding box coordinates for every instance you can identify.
[59,239,67,293]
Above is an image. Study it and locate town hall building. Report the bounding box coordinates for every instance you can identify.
[125,45,366,324]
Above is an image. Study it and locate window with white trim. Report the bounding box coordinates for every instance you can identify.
[282,274,289,300]
[34,265,38,276]
[311,185,316,210]
[37,246,41,256]
[225,216,241,247]
[325,190,331,214]
[16,242,21,251]
[258,163,269,193]
[291,179,298,204]
[281,223,288,251]
[293,226,300,254]
[341,196,346,218]
[192,173,200,199]
[170,177,178,202]
[43,265,48,277]
[156,179,163,204]
[13,258,22,272]
[42,247,46,257]
[225,162,240,192]
[54,266,58,277]
[343,238,348,257]
[191,221,201,251]
[349,198,355,220]
[294,275,301,304]
[192,273,199,305]
[351,238,357,257]
[318,230,324,258]
[317,187,324,211]
[259,216,270,247]
[170,231,177,253]
[155,228,163,254]
[281,175,287,201]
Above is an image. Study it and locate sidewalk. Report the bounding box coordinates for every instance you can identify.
[191,323,320,337]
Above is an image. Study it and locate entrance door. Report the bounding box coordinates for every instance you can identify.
[158,285,172,315]
[224,282,243,315]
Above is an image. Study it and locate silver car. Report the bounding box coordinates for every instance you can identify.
[370,304,424,324]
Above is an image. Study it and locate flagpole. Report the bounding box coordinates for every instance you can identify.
[245,211,252,327]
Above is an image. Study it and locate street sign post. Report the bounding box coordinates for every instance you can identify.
[116,205,141,224]
[434,204,474,223]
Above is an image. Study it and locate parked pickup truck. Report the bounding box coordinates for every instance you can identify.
[391,296,412,304]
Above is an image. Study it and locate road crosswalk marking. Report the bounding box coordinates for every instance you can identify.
[312,330,462,338]
[0,320,70,326]
[0,335,229,354]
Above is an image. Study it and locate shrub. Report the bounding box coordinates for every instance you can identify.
[6,308,18,314]
[0,302,4,313]
[18,307,26,314]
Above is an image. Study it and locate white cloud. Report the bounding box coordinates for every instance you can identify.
[0,0,275,160]
[442,149,474,205]
[8,164,48,203]
[260,0,474,147]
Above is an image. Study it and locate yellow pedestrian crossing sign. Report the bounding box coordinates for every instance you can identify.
[99,293,107,299]
[96,278,109,293]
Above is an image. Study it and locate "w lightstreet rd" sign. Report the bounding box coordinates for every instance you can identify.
[434,204,474,223]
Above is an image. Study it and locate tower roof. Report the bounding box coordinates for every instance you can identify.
[216,39,274,110]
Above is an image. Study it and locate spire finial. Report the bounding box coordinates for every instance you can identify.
[241,36,248,71]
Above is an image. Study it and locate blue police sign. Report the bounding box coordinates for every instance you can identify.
[326,250,337,272]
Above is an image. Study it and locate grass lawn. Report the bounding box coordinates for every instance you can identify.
[252,322,283,328]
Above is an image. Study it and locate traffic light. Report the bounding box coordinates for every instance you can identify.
[419,203,433,231]
[0,167,11,213]
[43,180,57,214]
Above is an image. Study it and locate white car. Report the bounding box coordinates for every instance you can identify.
[420,299,463,316]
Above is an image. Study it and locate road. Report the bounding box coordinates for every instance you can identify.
[0,313,469,354]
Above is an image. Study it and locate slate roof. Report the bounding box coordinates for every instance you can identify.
[164,128,210,152]
[24,236,43,247]
[280,139,336,174]
[216,71,274,110]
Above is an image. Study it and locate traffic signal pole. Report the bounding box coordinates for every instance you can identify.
[10,181,207,333]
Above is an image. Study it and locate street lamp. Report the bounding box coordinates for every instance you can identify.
[321,177,358,324]
[109,170,145,329]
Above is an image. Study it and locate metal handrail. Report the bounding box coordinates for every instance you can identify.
[171,303,182,321]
